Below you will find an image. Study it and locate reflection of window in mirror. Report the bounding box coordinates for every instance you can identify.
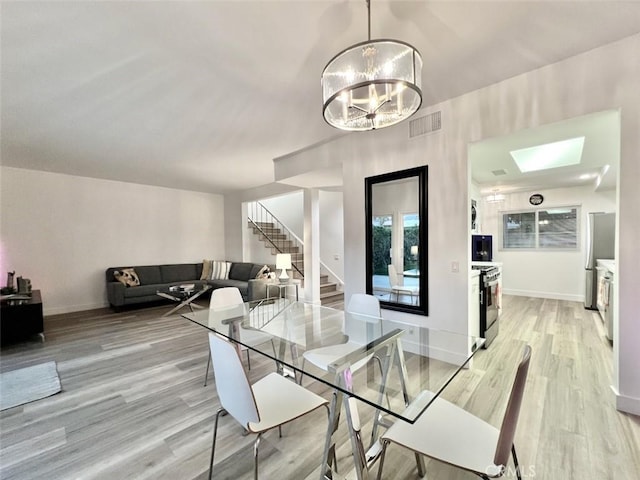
[366,166,428,316]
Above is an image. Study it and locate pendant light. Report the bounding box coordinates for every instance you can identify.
[321,0,423,131]
[486,189,505,203]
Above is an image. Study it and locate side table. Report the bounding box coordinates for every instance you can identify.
[1,290,44,344]
[265,281,299,301]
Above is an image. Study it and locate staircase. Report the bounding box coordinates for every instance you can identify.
[248,220,344,306]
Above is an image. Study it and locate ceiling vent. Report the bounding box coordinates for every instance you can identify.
[409,111,442,138]
[492,169,508,176]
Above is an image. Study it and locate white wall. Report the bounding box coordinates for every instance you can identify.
[261,191,304,239]
[479,185,616,301]
[319,190,344,282]
[0,167,225,314]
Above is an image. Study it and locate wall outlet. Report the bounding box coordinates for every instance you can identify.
[451,261,459,273]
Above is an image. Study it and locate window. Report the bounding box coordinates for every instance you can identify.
[503,207,578,249]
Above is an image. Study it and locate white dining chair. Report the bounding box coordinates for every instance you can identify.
[203,287,275,386]
[207,332,330,480]
[300,293,383,385]
[387,264,419,305]
[376,345,532,480]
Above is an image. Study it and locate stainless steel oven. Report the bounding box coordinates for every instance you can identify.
[473,265,500,348]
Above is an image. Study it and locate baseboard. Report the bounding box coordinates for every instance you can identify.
[503,289,583,303]
[44,302,109,316]
[610,385,640,416]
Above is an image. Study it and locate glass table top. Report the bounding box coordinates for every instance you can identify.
[183,298,485,424]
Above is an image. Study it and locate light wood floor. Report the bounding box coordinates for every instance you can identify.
[1,296,638,479]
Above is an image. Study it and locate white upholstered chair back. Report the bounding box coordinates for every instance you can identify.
[209,287,243,309]
[387,264,404,286]
[347,293,381,317]
[344,294,383,344]
[207,332,259,428]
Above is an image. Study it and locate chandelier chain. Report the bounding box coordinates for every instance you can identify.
[367,0,371,41]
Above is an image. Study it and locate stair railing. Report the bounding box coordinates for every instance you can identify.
[248,201,304,278]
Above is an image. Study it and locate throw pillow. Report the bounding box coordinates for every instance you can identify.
[114,268,140,287]
[200,259,213,280]
[211,260,231,280]
[255,265,270,279]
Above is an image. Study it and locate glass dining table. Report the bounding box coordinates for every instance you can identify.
[182,298,485,480]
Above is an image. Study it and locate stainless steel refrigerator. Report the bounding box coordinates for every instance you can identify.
[584,212,615,309]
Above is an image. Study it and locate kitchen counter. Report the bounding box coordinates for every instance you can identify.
[471,261,503,268]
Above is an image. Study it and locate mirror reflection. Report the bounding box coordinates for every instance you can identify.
[366,166,428,315]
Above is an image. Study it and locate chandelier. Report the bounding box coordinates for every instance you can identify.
[486,189,505,203]
[321,0,423,131]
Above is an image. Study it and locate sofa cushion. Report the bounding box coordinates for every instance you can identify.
[125,281,208,298]
[250,264,265,279]
[208,278,249,297]
[200,260,213,280]
[135,265,162,285]
[114,268,140,287]
[211,261,231,280]
[255,264,270,279]
[124,283,165,298]
[161,264,198,283]
[229,263,255,282]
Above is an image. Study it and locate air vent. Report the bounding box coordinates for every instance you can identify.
[409,111,442,138]
[492,169,508,176]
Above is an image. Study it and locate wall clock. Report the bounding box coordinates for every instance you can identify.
[529,193,544,206]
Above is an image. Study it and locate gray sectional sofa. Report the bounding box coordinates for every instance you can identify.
[106,262,272,310]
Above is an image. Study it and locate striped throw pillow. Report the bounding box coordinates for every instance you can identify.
[211,261,231,280]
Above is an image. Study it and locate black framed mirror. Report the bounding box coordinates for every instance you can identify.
[365,166,428,315]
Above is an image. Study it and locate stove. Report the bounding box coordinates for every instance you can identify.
[472,265,501,347]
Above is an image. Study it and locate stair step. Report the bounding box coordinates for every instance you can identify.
[320,282,338,294]
[258,233,287,241]
[320,291,344,306]
[271,247,300,254]
[265,240,296,250]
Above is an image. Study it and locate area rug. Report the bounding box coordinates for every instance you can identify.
[0,361,61,411]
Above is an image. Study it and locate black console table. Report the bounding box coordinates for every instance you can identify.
[1,290,44,344]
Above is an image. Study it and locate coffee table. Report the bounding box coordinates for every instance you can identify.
[156,284,211,317]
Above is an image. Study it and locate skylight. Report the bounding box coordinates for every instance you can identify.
[510,137,585,173]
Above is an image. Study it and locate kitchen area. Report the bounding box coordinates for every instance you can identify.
[468,110,619,350]
[469,196,617,347]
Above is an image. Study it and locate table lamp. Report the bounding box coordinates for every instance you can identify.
[410,245,419,257]
[276,253,292,283]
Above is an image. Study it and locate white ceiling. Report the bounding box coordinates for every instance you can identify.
[470,109,620,195]
[2,1,639,194]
